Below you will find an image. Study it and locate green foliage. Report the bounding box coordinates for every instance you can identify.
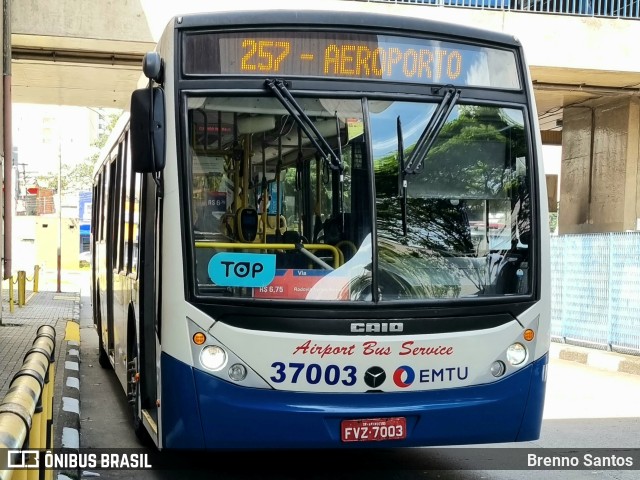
[372,105,531,296]
[549,211,558,233]
[90,113,122,161]
[416,106,526,198]
[374,106,527,201]
[38,111,122,193]
[37,160,96,192]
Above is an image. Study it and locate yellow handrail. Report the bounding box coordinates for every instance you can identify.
[195,242,342,268]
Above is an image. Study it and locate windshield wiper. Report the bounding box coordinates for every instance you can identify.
[265,79,343,172]
[403,87,461,175]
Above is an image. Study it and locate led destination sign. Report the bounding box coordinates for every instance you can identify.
[183,32,521,89]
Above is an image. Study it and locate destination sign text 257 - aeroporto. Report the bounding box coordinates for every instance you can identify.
[183,32,520,89]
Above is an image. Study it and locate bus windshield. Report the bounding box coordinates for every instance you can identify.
[187,96,532,301]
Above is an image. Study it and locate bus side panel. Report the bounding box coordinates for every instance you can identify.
[516,353,548,441]
[96,240,109,354]
[160,353,546,449]
[112,272,129,390]
[161,353,205,448]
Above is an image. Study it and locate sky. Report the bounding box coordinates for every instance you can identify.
[11,103,562,193]
[542,145,561,175]
[12,104,122,180]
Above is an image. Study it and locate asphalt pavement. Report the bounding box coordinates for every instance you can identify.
[2,269,640,478]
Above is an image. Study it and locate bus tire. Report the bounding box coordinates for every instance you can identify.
[96,305,112,370]
[98,341,112,369]
[128,338,153,445]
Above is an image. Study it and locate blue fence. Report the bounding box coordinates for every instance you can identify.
[551,232,640,355]
[358,0,640,19]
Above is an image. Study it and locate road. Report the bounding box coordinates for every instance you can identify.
[77,292,640,480]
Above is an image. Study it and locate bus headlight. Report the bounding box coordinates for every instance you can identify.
[200,345,227,371]
[490,361,506,377]
[228,363,247,382]
[506,343,527,365]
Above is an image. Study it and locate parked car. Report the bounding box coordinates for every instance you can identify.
[79,251,92,265]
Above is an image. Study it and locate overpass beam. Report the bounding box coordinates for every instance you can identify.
[559,97,640,234]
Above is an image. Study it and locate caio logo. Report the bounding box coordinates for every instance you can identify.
[350,322,403,333]
[208,252,276,288]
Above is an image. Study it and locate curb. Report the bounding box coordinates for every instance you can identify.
[550,341,640,375]
[55,293,82,480]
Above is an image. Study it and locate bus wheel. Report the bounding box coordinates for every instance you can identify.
[98,341,112,369]
[128,344,152,445]
[97,308,112,369]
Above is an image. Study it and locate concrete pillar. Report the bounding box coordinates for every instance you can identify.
[559,97,640,234]
[1,3,4,323]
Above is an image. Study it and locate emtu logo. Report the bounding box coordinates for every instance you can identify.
[393,365,415,388]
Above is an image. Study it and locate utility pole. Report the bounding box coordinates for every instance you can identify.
[1,0,12,325]
[0,6,3,326]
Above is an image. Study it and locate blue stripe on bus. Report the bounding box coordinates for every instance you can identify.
[160,353,206,448]
[161,353,547,449]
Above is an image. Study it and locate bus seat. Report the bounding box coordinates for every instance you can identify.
[321,213,353,244]
[277,230,308,269]
[282,230,301,244]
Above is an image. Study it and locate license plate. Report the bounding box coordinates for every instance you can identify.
[341,417,407,442]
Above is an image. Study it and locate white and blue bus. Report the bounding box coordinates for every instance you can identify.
[91,5,550,450]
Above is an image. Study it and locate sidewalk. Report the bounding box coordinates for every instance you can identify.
[0,271,83,457]
[550,340,640,375]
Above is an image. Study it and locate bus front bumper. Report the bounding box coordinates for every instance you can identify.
[160,352,547,449]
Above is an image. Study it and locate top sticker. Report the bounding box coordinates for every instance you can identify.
[208,252,276,287]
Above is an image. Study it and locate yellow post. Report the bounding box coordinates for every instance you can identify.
[9,275,14,313]
[45,364,55,480]
[46,366,53,447]
[18,270,26,307]
[40,381,48,449]
[11,452,28,480]
[38,382,48,480]
[27,398,42,480]
[33,265,40,293]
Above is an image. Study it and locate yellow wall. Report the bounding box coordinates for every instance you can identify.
[35,217,80,270]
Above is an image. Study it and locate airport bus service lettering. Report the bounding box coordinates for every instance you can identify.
[292,340,454,358]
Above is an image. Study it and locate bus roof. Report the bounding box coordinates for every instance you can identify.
[173,8,521,49]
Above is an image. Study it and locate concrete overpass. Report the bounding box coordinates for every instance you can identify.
[3,0,640,247]
[8,1,640,121]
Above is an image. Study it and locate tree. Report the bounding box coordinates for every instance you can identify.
[37,160,96,192]
[89,112,121,162]
[38,111,121,193]
[373,105,531,297]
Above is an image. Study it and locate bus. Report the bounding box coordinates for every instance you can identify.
[91,5,550,450]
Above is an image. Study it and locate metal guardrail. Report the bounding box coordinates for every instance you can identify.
[4,266,40,314]
[0,325,56,480]
[551,232,640,355]
[357,0,640,19]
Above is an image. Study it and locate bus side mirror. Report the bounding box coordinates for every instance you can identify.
[130,87,166,173]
